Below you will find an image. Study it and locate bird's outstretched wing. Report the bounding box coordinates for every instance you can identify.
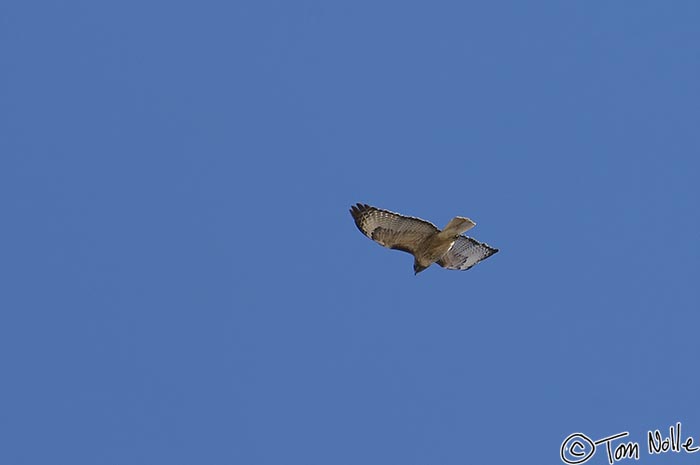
[437,236,499,271]
[349,203,438,255]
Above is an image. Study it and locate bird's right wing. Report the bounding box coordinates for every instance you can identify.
[349,203,439,255]
[437,236,499,271]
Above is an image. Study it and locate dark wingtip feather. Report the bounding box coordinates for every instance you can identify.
[349,202,374,219]
[350,202,374,235]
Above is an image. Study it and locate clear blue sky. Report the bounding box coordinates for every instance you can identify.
[2,2,698,464]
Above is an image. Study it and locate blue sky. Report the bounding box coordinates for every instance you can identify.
[2,1,699,464]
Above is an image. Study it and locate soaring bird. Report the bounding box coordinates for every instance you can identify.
[350,203,498,274]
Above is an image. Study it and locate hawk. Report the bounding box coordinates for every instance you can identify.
[350,203,498,274]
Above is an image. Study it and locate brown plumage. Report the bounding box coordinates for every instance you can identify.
[349,203,498,274]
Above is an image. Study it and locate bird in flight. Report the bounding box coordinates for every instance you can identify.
[350,203,498,274]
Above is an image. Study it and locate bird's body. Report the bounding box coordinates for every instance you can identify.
[349,203,498,274]
[410,217,473,270]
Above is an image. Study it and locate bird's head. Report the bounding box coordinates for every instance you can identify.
[413,262,428,275]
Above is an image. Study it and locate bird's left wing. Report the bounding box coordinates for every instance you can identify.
[349,203,439,255]
[437,236,499,271]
